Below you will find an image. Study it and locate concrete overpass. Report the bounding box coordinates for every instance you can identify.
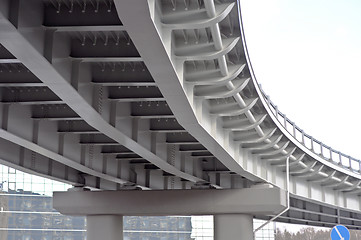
[0,0,360,239]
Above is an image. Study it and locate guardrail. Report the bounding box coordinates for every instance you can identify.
[259,86,361,173]
[236,0,361,176]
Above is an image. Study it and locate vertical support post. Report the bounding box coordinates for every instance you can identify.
[87,215,123,240]
[214,214,254,240]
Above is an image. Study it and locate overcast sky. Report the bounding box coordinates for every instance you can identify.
[239,0,361,161]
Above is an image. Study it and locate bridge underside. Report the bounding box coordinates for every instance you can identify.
[0,0,361,236]
[261,194,361,230]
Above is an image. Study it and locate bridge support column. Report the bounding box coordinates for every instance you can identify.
[87,215,123,240]
[214,214,253,240]
[53,187,286,240]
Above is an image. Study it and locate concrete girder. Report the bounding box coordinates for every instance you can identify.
[55,186,285,239]
[54,187,287,216]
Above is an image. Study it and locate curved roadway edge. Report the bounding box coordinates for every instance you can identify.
[237,2,361,181]
[113,0,263,184]
[0,10,205,186]
[114,0,361,212]
[236,1,361,207]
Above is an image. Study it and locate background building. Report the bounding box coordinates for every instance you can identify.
[190,216,275,240]
[0,164,192,240]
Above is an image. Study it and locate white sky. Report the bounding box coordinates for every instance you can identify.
[239,0,361,161]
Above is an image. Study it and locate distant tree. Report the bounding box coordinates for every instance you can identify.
[274,228,283,240]
[275,228,293,240]
[299,227,316,240]
[275,226,361,240]
[275,227,330,240]
[314,229,330,240]
[284,230,292,240]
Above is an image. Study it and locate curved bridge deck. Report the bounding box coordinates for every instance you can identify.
[0,0,360,229]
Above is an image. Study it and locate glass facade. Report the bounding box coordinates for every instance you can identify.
[254,220,275,240]
[0,165,192,240]
[124,216,192,240]
[0,164,275,240]
[190,216,275,240]
[191,216,213,240]
[0,194,86,239]
[0,164,86,240]
[0,166,68,196]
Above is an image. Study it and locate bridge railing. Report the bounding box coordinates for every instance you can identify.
[236,0,361,175]
[260,87,361,174]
